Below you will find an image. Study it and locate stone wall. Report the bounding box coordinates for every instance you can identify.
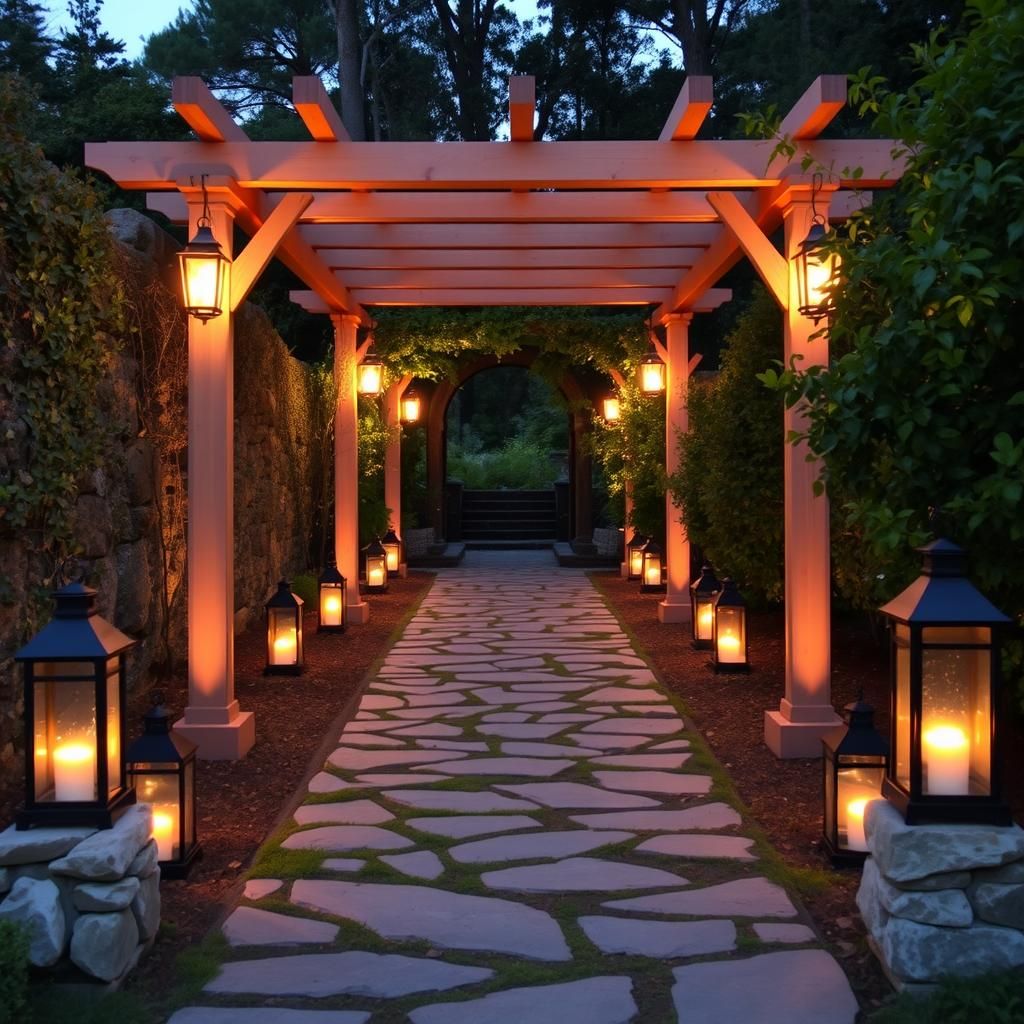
[0,209,325,767]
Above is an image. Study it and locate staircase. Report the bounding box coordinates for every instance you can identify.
[460,489,557,545]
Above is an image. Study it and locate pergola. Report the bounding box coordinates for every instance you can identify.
[86,73,902,761]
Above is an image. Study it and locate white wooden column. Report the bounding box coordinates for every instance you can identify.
[763,195,841,756]
[620,480,635,578]
[175,198,255,759]
[332,314,370,624]
[658,313,693,624]
[384,376,411,576]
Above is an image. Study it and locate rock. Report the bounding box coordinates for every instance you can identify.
[293,801,394,826]
[0,867,9,894]
[379,790,539,813]
[605,878,797,918]
[892,869,971,891]
[580,916,736,957]
[70,909,140,982]
[409,977,638,1024]
[865,800,1024,883]
[451,830,634,865]
[222,907,338,946]
[592,770,712,796]
[380,851,444,880]
[419,757,575,777]
[128,840,160,879]
[881,917,1024,983]
[282,826,412,852]
[168,1011,370,1024]
[754,923,817,944]
[635,835,757,861]
[856,859,891,939]
[131,872,161,942]
[309,773,352,794]
[495,782,660,809]
[74,494,113,558]
[969,882,1024,929]
[244,879,284,900]
[975,860,1024,885]
[328,748,468,771]
[570,804,741,832]
[73,877,140,912]
[291,880,570,961]
[0,876,65,967]
[672,950,858,1024]
[482,856,688,893]
[205,951,493,997]
[407,815,540,839]
[876,872,972,928]
[0,824,96,867]
[50,804,153,881]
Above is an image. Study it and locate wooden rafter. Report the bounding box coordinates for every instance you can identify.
[293,76,351,142]
[509,76,536,142]
[319,248,707,270]
[779,74,848,140]
[659,76,714,142]
[337,268,683,289]
[172,77,248,142]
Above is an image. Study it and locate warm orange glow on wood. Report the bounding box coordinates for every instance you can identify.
[659,75,713,141]
[293,75,351,142]
[509,76,536,142]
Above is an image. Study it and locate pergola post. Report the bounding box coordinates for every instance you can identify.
[384,376,411,575]
[658,313,693,624]
[572,412,595,552]
[763,194,841,756]
[332,314,370,624]
[175,197,255,760]
[620,480,635,577]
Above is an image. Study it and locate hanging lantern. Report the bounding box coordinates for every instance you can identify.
[317,561,347,634]
[382,528,403,577]
[401,388,422,424]
[601,396,621,423]
[265,580,304,675]
[711,578,749,672]
[358,350,384,397]
[639,539,664,593]
[822,697,888,863]
[177,174,228,323]
[364,537,389,593]
[689,564,720,649]
[795,175,840,323]
[126,694,201,878]
[15,582,136,830]
[880,538,1011,825]
[638,346,666,395]
[626,531,647,581]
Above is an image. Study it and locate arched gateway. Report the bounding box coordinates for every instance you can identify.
[86,73,903,761]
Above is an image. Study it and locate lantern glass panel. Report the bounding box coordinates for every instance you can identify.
[695,595,715,643]
[629,547,644,579]
[643,551,661,588]
[320,584,344,628]
[268,608,300,667]
[602,397,620,422]
[715,607,745,665]
[384,542,400,573]
[137,771,181,861]
[366,555,387,589]
[837,761,886,853]
[640,361,665,394]
[402,395,421,422]
[181,253,224,317]
[34,668,97,803]
[894,625,911,789]
[358,362,383,396]
[106,661,122,796]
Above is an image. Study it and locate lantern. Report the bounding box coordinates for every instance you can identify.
[401,388,422,424]
[364,537,389,593]
[822,698,888,863]
[15,582,136,829]
[626,531,647,581]
[601,396,621,423]
[177,175,228,323]
[317,562,347,634]
[639,539,664,593]
[126,695,200,878]
[880,538,1011,825]
[381,528,403,577]
[711,578,749,672]
[639,346,666,395]
[265,580,304,675]
[358,350,384,397]
[690,564,720,649]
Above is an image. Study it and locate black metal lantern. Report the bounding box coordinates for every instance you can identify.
[639,539,665,593]
[710,578,749,672]
[880,538,1011,825]
[15,582,137,830]
[363,537,389,593]
[626,531,647,581]
[794,177,840,323]
[318,562,347,633]
[638,346,666,395]
[358,349,384,397]
[601,396,621,423]
[381,528,403,577]
[822,698,889,863]
[690,563,720,649]
[265,579,304,675]
[177,175,228,323]
[126,695,201,878]
[401,387,422,423]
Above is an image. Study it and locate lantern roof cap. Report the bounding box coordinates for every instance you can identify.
[713,577,746,607]
[640,537,662,554]
[382,528,401,543]
[880,538,1010,625]
[182,222,224,255]
[127,692,197,761]
[365,536,387,556]
[266,579,303,609]
[626,530,647,546]
[318,562,346,584]
[15,581,136,661]
[691,563,720,596]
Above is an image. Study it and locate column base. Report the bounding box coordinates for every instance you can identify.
[348,601,370,625]
[619,562,629,579]
[763,707,842,759]
[657,601,691,624]
[174,711,255,760]
[399,563,408,579]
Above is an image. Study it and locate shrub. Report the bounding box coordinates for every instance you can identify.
[0,919,29,1024]
[447,436,562,490]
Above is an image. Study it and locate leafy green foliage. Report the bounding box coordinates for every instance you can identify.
[447,436,563,490]
[870,968,1024,1024]
[0,919,28,1024]
[357,396,394,544]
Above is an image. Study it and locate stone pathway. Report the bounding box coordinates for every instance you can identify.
[169,552,858,1024]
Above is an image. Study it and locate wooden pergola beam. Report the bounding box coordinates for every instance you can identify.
[509,75,536,141]
[171,77,248,142]
[779,74,848,140]
[338,268,682,289]
[706,191,788,307]
[293,76,351,142]
[659,76,714,141]
[320,248,706,270]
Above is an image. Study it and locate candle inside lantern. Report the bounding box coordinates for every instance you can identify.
[644,564,661,587]
[923,723,970,795]
[845,797,873,852]
[368,565,385,587]
[321,593,342,626]
[697,605,714,639]
[641,362,664,393]
[385,548,399,572]
[152,806,178,861]
[718,632,741,657]
[630,551,643,576]
[272,628,298,665]
[53,742,96,801]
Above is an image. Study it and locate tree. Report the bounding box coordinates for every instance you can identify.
[333,0,366,138]
[626,0,750,75]
[0,0,54,85]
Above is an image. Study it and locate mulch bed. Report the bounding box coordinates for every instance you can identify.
[592,571,1024,1018]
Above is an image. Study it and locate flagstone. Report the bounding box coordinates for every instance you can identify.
[328,748,470,771]
[353,773,447,787]
[636,835,757,860]
[754,923,816,943]
[621,704,678,716]
[565,732,651,750]
[282,826,413,852]
[606,878,797,918]
[415,739,490,751]
[381,790,538,813]
[293,801,394,826]
[580,916,736,958]
[330,732,408,748]
[423,757,574,777]
[222,907,339,947]
[570,804,742,831]
[538,713,602,723]
[495,783,660,809]
[291,881,570,961]
[354,712,379,720]
[168,1011,370,1024]
[308,772,352,794]
[343,720,408,734]
[593,770,713,796]
[501,741,602,758]
[359,695,405,711]
[322,858,364,872]
[409,976,637,1024]
[407,815,540,839]
[403,691,468,707]
[388,723,464,737]
[584,687,665,703]
[477,723,569,739]
[517,700,575,712]
[483,856,687,893]
[591,753,691,769]
[380,851,444,880]
[670,950,858,1024]
[581,718,683,734]
[481,712,532,723]
[205,951,494,998]
[243,879,283,900]
[649,739,691,751]
[450,830,634,864]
